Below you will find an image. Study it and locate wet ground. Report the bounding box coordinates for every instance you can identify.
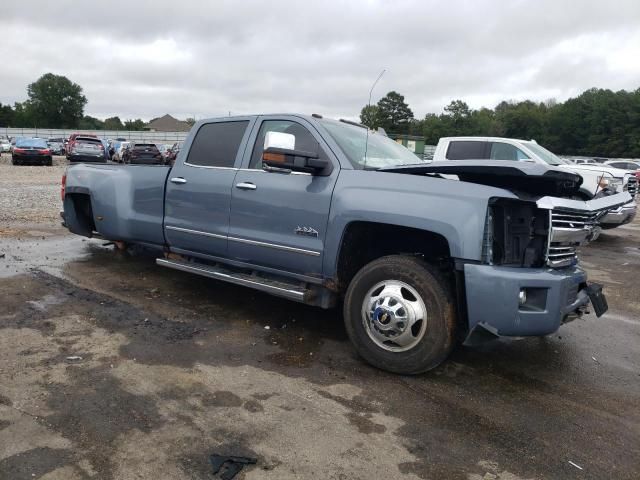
[0,181,639,478]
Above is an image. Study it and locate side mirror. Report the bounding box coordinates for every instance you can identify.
[262,131,331,175]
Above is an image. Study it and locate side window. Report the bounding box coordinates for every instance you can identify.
[186,121,249,168]
[446,141,487,160]
[249,120,320,169]
[489,142,530,161]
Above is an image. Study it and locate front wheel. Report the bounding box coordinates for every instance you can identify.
[343,255,456,374]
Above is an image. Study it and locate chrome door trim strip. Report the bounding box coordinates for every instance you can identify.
[165,225,226,240]
[165,225,321,257]
[228,235,320,256]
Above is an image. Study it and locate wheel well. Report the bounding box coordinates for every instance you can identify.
[65,193,96,236]
[335,222,451,292]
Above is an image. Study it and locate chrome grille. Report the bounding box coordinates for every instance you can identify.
[547,209,604,268]
[551,210,600,229]
[547,244,577,268]
[627,177,637,199]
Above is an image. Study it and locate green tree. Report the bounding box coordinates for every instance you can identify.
[123,119,146,130]
[0,103,15,127]
[376,91,414,133]
[185,117,196,127]
[359,86,640,157]
[12,102,34,127]
[25,73,87,128]
[360,105,381,129]
[104,116,124,130]
[79,115,104,130]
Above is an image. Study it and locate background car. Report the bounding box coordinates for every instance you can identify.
[156,143,168,161]
[47,138,65,155]
[605,159,640,171]
[100,138,111,161]
[0,136,11,153]
[123,142,164,164]
[166,141,183,165]
[67,136,106,163]
[66,132,98,156]
[113,141,130,162]
[605,160,640,196]
[11,137,53,166]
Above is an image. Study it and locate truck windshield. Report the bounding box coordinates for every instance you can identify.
[320,120,422,169]
[524,142,567,166]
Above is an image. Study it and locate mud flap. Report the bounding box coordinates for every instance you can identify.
[586,283,608,317]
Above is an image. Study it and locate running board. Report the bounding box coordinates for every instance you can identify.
[156,258,308,302]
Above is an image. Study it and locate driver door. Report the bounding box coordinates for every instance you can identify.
[228,116,339,276]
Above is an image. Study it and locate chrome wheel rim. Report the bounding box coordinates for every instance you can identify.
[361,280,428,352]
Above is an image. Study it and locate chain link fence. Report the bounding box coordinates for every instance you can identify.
[0,127,189,143]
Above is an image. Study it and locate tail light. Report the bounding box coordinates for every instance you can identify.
[61,173,67,201]
[39,149,51,154]
[13,147,25,153]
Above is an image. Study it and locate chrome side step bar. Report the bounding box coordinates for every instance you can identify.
[156,258,307,302]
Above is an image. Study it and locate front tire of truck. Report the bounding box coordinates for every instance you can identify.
[343,255,456,375]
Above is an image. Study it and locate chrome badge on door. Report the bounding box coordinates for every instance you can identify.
[295,226,318,237]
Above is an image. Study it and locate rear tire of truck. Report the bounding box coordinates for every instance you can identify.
[343,255,456,375]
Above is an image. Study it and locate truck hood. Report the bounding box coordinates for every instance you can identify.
[379,160,583,198]
[562,163,627,178]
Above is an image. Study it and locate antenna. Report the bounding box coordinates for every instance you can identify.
[363,69,385,169]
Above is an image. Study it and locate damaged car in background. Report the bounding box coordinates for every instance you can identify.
[60,115,631,374]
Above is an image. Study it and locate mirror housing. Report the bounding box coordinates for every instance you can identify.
[262,131,331,175]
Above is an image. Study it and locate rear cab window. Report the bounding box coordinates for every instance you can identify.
[446,141,488,160]
[186,121,249,168]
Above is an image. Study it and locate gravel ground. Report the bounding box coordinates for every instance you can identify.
[0,153,66,232]
[0,160,638,479]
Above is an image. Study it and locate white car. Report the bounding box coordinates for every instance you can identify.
[113,142,131,162]
[433,137,636,229]
[604,159,640,171]
[0,137,11,153]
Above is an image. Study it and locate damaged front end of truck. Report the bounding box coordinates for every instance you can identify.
[381,160,632,343]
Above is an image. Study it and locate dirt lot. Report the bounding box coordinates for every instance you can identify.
[0,155,639,479]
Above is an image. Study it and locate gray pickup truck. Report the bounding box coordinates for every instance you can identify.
[61,114,631,374]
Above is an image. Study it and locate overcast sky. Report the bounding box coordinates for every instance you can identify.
[1,0,639,121]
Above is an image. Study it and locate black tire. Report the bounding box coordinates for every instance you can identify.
[12,156,19,166]
[343,255,456,374]
[46,157,53,166]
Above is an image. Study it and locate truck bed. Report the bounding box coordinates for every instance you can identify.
[64,163,171,246]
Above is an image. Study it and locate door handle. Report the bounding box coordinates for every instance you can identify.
[170,177,187,184]
[236,182,257,190]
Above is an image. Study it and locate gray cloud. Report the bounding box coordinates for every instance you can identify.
[1,0,639,121]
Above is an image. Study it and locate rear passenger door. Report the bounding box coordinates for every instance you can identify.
[164,118,254,259]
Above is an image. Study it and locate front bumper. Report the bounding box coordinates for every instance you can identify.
[464,264,594,338]
[599,201,637,227]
